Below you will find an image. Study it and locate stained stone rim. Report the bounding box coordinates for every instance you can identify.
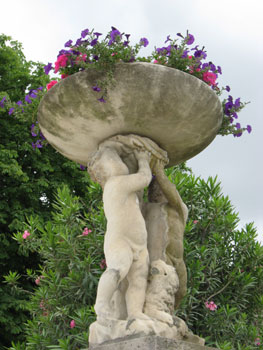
[38,62,223,166]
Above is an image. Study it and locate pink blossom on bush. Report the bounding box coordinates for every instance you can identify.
[193,220,199,224]
[202,71,217,86]
[46,81,58,90]
[205,301,217,311]
[35,278,40,285]
[255,338,261,346]
[70,320,76,328]
[76,53,87,63]
[100,258,107,269]
[54,54,68,73]
[22,230,30,239]
[82,227,92,236]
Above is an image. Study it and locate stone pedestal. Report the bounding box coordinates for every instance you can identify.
[86,335,218,350]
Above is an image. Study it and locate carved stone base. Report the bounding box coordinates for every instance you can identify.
[89,316,205,347]
[87,335,218,350]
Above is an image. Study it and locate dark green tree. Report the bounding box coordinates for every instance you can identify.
[0,34,91,348]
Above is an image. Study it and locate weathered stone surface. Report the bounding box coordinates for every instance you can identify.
[38,62,223,167]
[86,335,218,350]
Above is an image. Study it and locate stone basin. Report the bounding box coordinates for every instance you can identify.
[38,62,223,166]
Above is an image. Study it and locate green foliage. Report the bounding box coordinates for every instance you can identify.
[6,171,263,350]
[0,34,91,348]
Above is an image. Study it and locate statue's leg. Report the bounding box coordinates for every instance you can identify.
[94,240,133,319]
[125,247,150,320]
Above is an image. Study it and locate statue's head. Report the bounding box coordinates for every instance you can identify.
[88,143,129,187]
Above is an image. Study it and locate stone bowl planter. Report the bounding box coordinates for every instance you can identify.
[38,62,223,166]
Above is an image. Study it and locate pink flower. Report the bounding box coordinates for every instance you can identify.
[61,74,69,79]
[76,53,87,63]
[39,300,45,309]
[100,259,107,270]
[54,54,68,73]
[70,320,76,328]
[202,71,217,86]
[255,338,261,346]
[22,230,30,239]
[35,278,40,285]
[111,52,117,56]
[46,81,58,90]
[82,227,92,236]
[205,301,217,311]
[193,220,199,224]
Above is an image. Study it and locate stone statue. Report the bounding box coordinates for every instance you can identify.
[145,159,188,308]
[88,134,204,346]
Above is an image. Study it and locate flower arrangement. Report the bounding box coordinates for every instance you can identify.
[43,27,251,138]
[0,26,251,145]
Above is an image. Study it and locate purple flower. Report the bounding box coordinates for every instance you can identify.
[93,55,99,61]
[186,33,195,45]
[58,49,70,57]
[9,107,15,115]
[81,28,89,38]
[226,85,231,92]
[25,95,32,104]
[194,49,207,60]
[75,38,84,47]
[234,98,241,108]
[44,63,53,75]
[80,165,86,170]
[232,112,238,119]
[236,123,241,129]
[31,124,37,137]
[94,32,102,38]
[39,131,46,140]
[165,35,171,43]
[210,63,216,72]
[92,86,101,92]
[182,50,189,58]
[123,41,129,47]
[90,39,98,47]
[109,27,122,44]
[177,33,184,38]
[65,39,73,47]
[98,97,106,103]
[217,66,222,74]
[29,90,37,98]
[125,34,131,40]
[38,86,43,91]
[0,96,6,108]
[140,37,149,47]
[247,125,252,133]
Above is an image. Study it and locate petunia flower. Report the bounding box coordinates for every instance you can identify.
[82,227,92,236]
[98,97,106,103]
[46,81,58,90]
[9,107,15,115]
[44,63,53,75]
[64,39,73,47]
[247,125,252,133]
[140,37,149,47]
[186,33,195,45]
[81,28,89,38]
[54,54,68,73]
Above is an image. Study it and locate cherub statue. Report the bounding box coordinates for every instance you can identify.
[88,137,153,321]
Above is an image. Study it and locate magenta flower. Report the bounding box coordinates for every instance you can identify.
[255,338,261,346]
[22,230,30,239]
[205,301,217,311]
[54,54,68,73]
[46,81,58,90]
[70,320,76,328]
[203,71,217,86]
[82,227,92,236]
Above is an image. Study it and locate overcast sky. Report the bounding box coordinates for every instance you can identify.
[2,0,263,242]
